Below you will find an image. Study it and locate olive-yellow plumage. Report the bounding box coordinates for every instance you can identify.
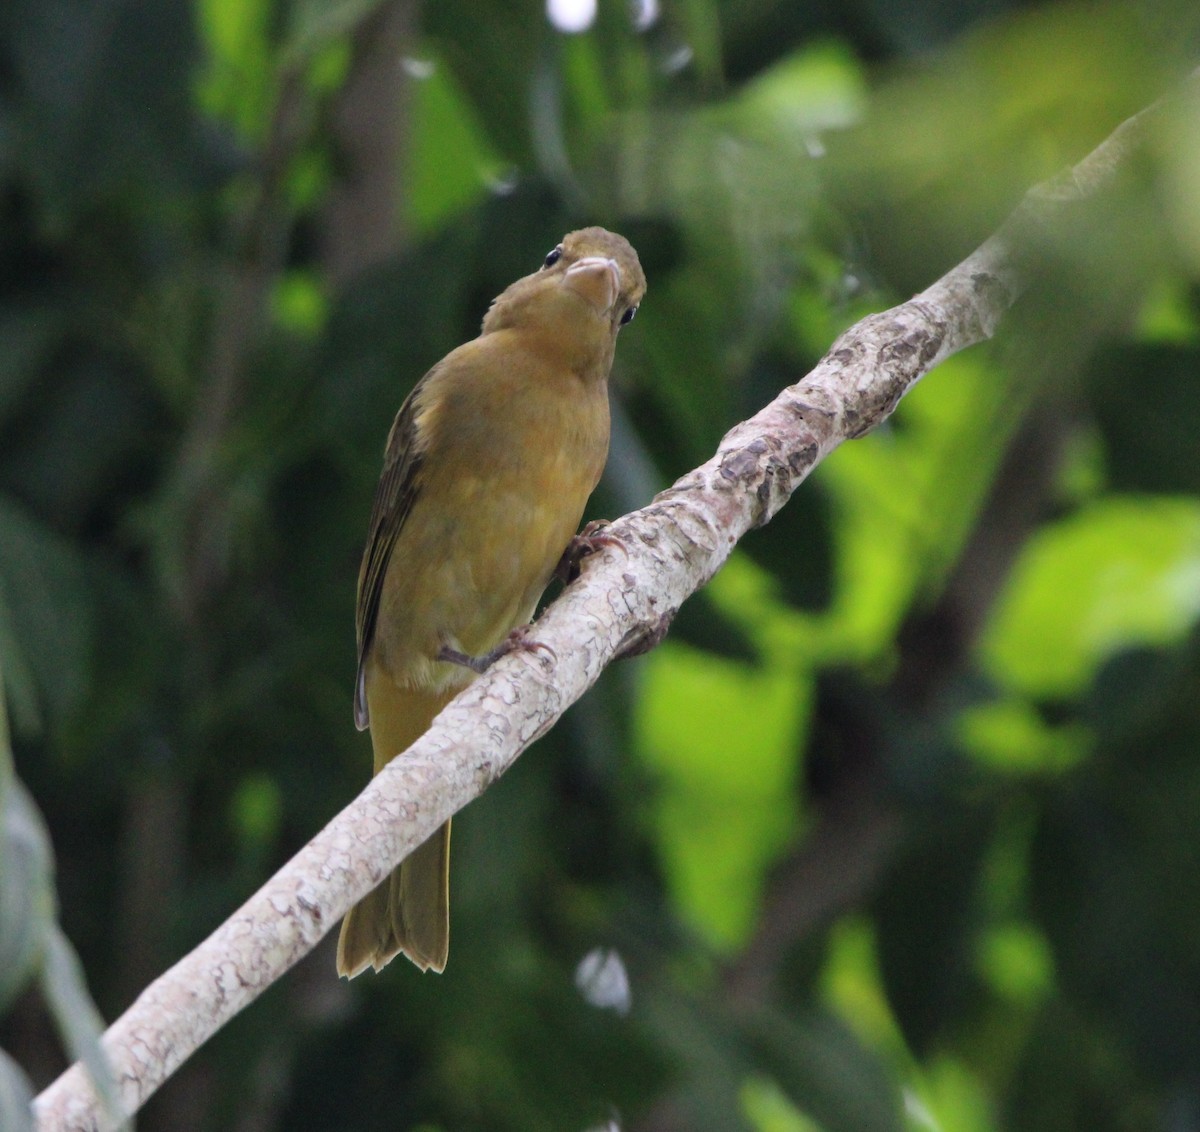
[337,228,646,978]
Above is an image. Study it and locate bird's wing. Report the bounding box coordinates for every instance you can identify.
[353,374,431,729]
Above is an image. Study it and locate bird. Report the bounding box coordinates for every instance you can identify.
[336,227,646,978]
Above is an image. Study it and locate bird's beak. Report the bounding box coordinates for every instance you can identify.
[564,256,621,315]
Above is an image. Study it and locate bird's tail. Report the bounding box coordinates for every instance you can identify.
[336,680,457,978]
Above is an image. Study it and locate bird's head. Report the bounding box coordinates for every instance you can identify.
[481,227,645,376]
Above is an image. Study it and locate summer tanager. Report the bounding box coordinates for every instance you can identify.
[337,227,646,977]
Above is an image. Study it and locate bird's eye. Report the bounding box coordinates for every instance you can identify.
[543,246,563,269]
[620,305,638,325]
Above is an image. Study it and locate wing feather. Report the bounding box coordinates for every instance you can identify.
[353,373,432,728]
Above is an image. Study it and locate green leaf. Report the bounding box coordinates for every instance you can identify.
[976,922,1054,1009]
[915,1057,999,1132]
[981,496,1200,698]
[742,1075,826,1132]
[734,41,866,140]
[821,918,909,1064]
[407,52,505,235]
[957,699,1089,775]
[1134,277,1200,345]
[818,351,1015,658]
[634,641,808,949]
[423,1,549,165]
[196,0,274,134]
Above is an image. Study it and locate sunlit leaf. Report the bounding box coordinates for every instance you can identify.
[635,641,808,949]
[742,1075,825,1132]
[958,699,1089,775]
[981,496,1200,697]
[1135,277,1200,346]
[976,922,1054,1008]
[272,270,328,336]
[406,50,505,234]
[819,352,1013,658]
[821,919,908,1062]
[734,41,866,141]
[917,1057,998,1132]
[197,0,274,136]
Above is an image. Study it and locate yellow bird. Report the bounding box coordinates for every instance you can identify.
[337,227,646,978]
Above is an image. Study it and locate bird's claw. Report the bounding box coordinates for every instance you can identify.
[438,624,556,674]
[555,520,626,585]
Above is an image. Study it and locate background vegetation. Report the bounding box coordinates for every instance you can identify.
[3,0,1200,1129]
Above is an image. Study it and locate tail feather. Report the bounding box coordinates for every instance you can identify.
[336,674,459,978]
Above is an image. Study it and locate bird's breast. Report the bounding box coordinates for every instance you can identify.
[373,351,610,690]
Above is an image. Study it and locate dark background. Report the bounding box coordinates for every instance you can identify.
[3,1,1200,1129]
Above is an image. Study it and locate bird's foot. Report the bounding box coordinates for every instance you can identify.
[555,520,626,585]
[437,624,556,675]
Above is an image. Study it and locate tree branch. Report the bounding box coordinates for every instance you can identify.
[31,71,1193,1132]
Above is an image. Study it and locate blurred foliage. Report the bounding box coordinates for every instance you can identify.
[2,0,1200,1130]
[0,678,122,1130]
